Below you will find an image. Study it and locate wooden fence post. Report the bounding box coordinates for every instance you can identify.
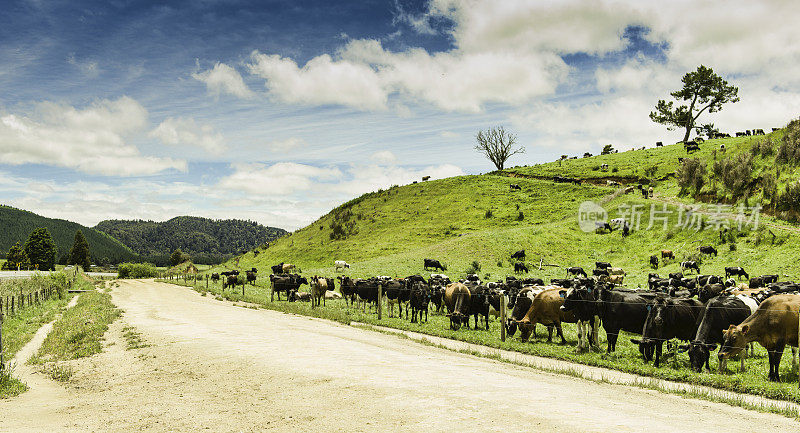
[377,284,382,320]
[500,293,506,342]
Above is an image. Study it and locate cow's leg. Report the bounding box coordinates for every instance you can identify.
[654,342,663,367]
[607,331,617,352]
[591,316,600,348]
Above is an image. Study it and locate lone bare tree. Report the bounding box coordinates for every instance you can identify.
[650,65,739,143]
[475,126,525,171]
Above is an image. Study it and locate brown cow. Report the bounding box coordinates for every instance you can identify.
[282,263,296,273]
[600,274,624,286]
[517,288,577,343]
[719,294,800,381]
[661,250,674,260]
[444,283,471,331]
[310,276,329,307]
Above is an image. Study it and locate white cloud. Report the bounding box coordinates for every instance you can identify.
[266,137,306,152]
[192,62,255,99]
[370,150,397,165]
[218,162,342,196]
[247,52,389,110]
[150,117,226,155]
[0,97,186,176]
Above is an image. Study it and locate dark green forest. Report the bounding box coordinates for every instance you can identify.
[0,205,138,264]
[94,216,286,265]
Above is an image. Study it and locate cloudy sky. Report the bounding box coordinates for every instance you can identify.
[2,0,799,230]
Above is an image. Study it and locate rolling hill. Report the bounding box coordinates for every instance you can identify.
[213,127,800,286]
[0,205,139,264]
[94,216,287,266]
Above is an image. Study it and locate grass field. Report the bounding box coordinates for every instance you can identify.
[163,277,800,404]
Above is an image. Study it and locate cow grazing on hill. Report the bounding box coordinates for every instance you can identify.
[595,222,612,233]
[271,263,284,274]
[509,184,522,191]
[632,296,704,367]
[661,250,675,260]
[514,262,529,274]
[210,273,220,282]
[270,274,308,301]
[592,268,609,277]
[566,267,587,278]
[511,249,526,260]
[422,175,430,181]
[444,283,471,330]
[597,288,657,353]
[424,258,446,271]
[725,267,749,280]
[680,294,758,372]
[656,141,663,147]
[334,260,350,271]
[650,255,659,269]
[699,246,718,256]
[719,294,800,381]
[282,263,296,273]
[595,261,611,270]
[518,288,577,344]
[762,275,779,284]
[681,261,700,274]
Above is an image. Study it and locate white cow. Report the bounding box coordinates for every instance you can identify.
[334,260,350,271]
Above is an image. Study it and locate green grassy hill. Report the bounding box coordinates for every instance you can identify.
[95,216,287,266]
[213,130,800,286]
[0,205,139,264]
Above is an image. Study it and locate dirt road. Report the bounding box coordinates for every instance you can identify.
[0,279,797,432]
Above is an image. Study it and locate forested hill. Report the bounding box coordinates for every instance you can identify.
[94,216,287,265]
[0,205,139,264]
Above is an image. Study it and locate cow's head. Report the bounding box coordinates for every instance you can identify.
[684,341,717,372]
[719,324,748,361]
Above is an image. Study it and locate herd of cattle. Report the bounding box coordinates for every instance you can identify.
[211,252,800,382]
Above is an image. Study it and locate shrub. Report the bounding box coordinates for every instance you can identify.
[711,153,753,198]
[330,209,358,240]
[776,118,800,164]
[751,137,775,157]
[612,167,619,173]
[676,158,706,196]
[776,181,800,221]
[117,263,158,279]
[496,260,503,267]
[644,166,658,178]
[516,211,525,221]
[484,209,493,218]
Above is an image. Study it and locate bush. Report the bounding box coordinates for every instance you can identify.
[117,263,158,279]
[776,182,800,221]
[484,209,493,218]
[676,158,706,196]
[516,211,525,221]
[776,118,800,164]
[751,137,775,157]
[330,209,358,240]
[612,167,619,173]
[711,153,753,198]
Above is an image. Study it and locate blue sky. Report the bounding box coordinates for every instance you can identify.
[2,0,799,230]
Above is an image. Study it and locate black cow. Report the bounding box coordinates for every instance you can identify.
[699,246,718,257]
[749,276,764,289]
[409,281,430,323]
[559,285,600,349]
[355,279,380,311]
[566,267,587,278]
[509,184,522,191]
[685,143,700,153]
[668,272,683,280]
[762,275,779,284]
[210,272,220,282]
[597,288,657,353]
[511,249,526,260]
[271,262,284,274]
[681,261,700,274]
[338,276,358,306]
[427,275,450,313]
[656,141,663,147]
[270,274,308,301]
[466,284,491,330]
[725,267,749,280]
[522,277,544,286]
[697,275,722,286]
[680,294,756,372]
[633,296,704,367]
[698,283,726,303]
[592,268,609,277]
[649,255,659,269]
[595,261,611,270]
[424,258,447,271]
[514,262,529,274]
[384,279,409,318]
[246,268,258,285]
[550,278,573,288]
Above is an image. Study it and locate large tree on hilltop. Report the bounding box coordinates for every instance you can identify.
[474,126,525,171]
[24,227,57,271]
[68,229,91,270]
[650,65,739,142]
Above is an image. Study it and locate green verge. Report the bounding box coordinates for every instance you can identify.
[0,289,74,398]
[30,286,120,364]
[162,278,800,406]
